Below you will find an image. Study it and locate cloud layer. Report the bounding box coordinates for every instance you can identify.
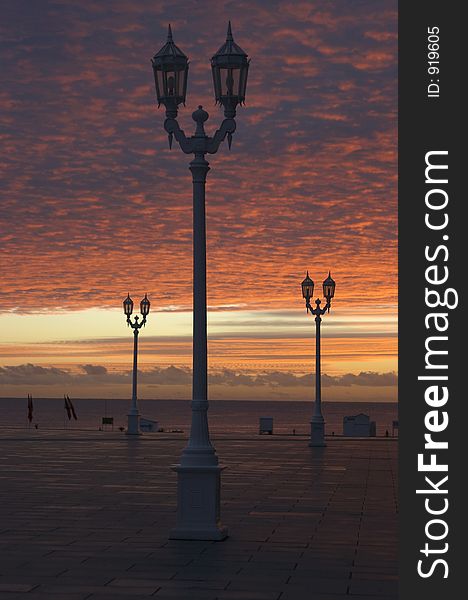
[0,362,396,388]
[1,0,397,314]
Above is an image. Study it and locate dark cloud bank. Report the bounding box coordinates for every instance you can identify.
[0,363,397,388]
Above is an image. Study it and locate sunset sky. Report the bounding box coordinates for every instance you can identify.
[0,0,397,401]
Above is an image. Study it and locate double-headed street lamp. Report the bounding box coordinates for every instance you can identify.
[151,22,249,540]
[123,293,151,435]
[301,272,336,447]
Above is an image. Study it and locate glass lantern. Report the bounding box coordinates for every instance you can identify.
[123,294,134,316]
[322,272,336,301]
[151,25,189,112]
[140,293,151,317]
[301,272,314,301]
[211,22,249,114]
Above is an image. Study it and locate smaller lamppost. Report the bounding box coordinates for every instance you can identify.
[301,271,336,447]
[123,293,150,435]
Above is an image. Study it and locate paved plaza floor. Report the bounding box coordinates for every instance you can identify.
[0,430,398,600]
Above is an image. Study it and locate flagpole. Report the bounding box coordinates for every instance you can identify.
[27,394,33,430]
[68,395,78,424]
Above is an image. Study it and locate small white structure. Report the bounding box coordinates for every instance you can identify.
[343,413,376,437]
[259,417,273,435]
[139,418,159,432]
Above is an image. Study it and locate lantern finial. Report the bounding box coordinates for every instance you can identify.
[227,21,233,41]
[167,24,173,42]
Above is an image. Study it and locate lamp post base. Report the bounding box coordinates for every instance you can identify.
[126,413,141,436]
[309,419,326,447]
[170,464,228,541]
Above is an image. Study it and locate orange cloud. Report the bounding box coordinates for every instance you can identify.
[0,0,397,393]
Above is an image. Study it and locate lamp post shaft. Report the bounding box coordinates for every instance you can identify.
[131,328,139,414]
[308,298,326,447]
[314,314,322,418]
[191,154,209,403]
[179,153,217,467]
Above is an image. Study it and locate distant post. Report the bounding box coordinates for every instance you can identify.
[301,272,336,447]
[123,293,151,435]
[150,23,250,540]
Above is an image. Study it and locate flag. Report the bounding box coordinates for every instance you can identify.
[27,394,33,423]
[67,395,77,421]
[64,394,72,420]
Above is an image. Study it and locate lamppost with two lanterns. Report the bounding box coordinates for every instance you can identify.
[123,293,150,435]
[301,272,336,447]
[150,21,250,540]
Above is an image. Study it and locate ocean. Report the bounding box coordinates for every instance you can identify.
[0,398,398,437]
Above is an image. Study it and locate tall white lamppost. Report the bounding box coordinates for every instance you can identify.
[301,272,336,447]
[123,293,151,435]
[150,22,250,540]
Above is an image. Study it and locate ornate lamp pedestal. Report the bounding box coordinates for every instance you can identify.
[127,414,140,436]
[310,417,326,448]
[310,418,326,448]
[170,463,227,541]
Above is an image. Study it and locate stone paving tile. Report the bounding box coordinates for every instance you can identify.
[30,583,155,596]
[291,573,351,592]
[216,592,279,600]
[152,591,219,600]
[279,594,388,600]
[349,579,399,596]
[0,595,88,600]
[352,567,398,580]
[87,596,157,600]
[0,432,397,599]
[242,558,298,569]
[0,584,39,592]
